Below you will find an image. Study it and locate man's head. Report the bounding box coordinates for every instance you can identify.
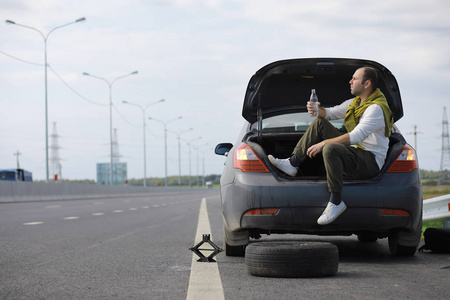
[349,67,378,98]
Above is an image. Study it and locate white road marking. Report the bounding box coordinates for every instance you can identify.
[142,206,149,209]
[92,213,104,216]
[45,205,60,208]
[64,217,79,220]
[152,204,160,208]
[186,198,225,300]
[129,208,137,211]
[23,222,44,226]
[113,210,124,213]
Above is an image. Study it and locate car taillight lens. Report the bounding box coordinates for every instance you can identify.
[378,209,410,216]
[234,144,269,173]
[387,145,418,173]
[244,208,280,216]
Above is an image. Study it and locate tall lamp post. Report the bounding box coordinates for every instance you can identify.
[148,116,182,187]
[168,128,193,186]
[186,137,202,188]
[193,143,208,187]
[6,17,86,182]
[122,99,165,187]
[83,71,138,185]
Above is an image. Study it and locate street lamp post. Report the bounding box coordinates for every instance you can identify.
[168,128,193,186]
[193,143,208,187]
[148,116,182,187]
[83,71,138,185]
[6,17,86,182]
[186,137,202,188]
[122,99,165,187]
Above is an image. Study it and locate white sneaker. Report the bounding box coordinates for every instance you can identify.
[317,201,347,225]
[268,155,298,177]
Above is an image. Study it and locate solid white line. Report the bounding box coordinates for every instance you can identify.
[186,198,225,300]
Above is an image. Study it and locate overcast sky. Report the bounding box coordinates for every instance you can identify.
[1,0,449,181]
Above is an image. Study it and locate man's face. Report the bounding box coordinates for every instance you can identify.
[349,68,366,96]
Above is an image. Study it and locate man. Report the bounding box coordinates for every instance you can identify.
[268,67,394,225]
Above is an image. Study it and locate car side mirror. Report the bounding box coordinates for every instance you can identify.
[215,143,233,156]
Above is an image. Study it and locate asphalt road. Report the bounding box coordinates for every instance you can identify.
[1,188,449,299]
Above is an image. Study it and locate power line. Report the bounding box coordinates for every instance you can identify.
[2,49,107,107]
[0,49,44,66]
[48,65,107,107]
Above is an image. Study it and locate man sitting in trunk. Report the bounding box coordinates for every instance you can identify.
[268,67,394,225]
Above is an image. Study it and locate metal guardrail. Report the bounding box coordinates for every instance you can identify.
[423,194,450,222]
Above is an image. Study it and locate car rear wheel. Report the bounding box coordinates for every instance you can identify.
[245,241,339,278]
[388,216,422,256]
[388,231,417,256]
[223,216,248,257]
[223,238,246,257]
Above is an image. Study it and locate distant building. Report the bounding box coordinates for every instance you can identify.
[96,162,127,185]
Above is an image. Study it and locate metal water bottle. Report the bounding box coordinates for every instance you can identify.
[310,89,319,117]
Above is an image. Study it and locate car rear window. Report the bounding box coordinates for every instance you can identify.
[251,112,345,133]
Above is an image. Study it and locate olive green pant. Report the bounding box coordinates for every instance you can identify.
[292,118,380,193]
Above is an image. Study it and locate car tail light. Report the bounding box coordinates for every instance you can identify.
[233,144,269,173]
[387,145,418,173]
[378,209,410,216]
[245,208,280,216]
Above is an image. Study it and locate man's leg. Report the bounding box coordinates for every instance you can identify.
[292,118,343,164]
[317,144,380,225]
[269,118,342,176]
[323,144,379,193]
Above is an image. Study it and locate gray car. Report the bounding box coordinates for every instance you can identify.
[215,58,422,257]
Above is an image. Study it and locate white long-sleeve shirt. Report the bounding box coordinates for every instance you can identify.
[324,99,389,170]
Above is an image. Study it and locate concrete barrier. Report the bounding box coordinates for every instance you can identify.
[0,181,183,203]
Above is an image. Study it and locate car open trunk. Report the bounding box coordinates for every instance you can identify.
[240,58,406,180]
[245,128,407,180]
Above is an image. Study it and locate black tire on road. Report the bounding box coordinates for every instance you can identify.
[388,213,422,256]
[224,238,246,257]
[245,241,339,278]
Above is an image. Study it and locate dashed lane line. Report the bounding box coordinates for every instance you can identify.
[23,222,44,226]
[24,200,200,226]
[186,198,225,300]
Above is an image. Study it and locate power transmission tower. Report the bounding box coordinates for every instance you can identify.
[439,107,450,185]
[50,122,62,181]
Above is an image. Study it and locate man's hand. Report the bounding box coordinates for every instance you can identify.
[307,141,326,158]
[307,101,321,116]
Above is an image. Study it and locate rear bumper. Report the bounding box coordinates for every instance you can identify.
[221,169,422,235]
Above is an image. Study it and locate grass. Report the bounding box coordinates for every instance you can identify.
[422,185,450,200]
